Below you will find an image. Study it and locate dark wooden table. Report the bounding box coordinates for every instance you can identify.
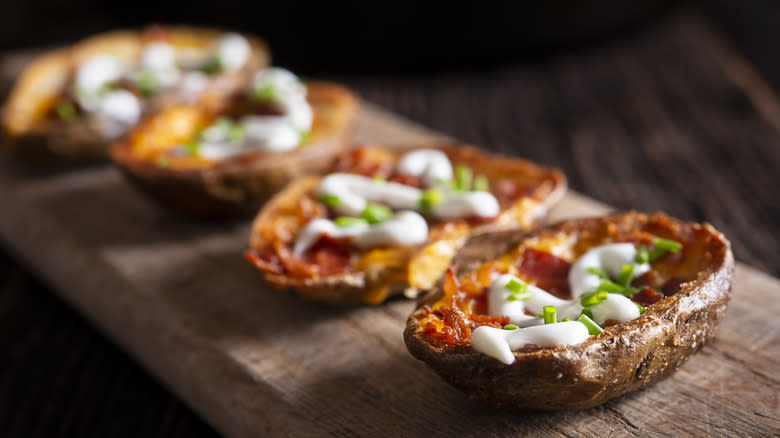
[2,6,779,437]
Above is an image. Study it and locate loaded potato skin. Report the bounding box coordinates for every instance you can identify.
[245,144,566,304]
[2,26,268,164]
[404,212,734,410]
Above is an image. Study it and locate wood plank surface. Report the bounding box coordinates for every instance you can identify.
[1,13,779,438]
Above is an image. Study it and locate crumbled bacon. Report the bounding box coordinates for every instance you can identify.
[632,287,664,306]
[517,248,572,298]
[660,277,685,297]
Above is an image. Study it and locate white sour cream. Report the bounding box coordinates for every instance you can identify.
[215,33,250,71]
[177,71,209,103]
[568,243,650,298]
[397,149,454,186]
[75,55,124,96]
[293,211,428,255]
[317,173,499,220]
[139,42,180,88]
[471,322,591,365]
[95,90,141,139]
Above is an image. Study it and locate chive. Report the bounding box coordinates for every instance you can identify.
[299,130,312,144]
[371,175,386,182]
[417,188,442,213]
[454,165,473,191]
[135,72,159,96]
[184,140,199,156]
[503,324,519,330]
[505,279,533,301]
[253,83,276,102]
[580,290,608,307]
[561,317,572,322]
[227,124,245,143]
[617,264,634,287]
[618,287,639,297]
[318,193,340,207]
[360,203,392,225]
[635,246,650,264]
[542,306,557,324]
[653,237,682,253]
[587,266,608,279]
[55,101,78,122]
[577,314,604,335]
[200,56,222,74]
[598,279,624,294]
[473,175,489,191]
[634,302,645,314]
[580,308,593,319]
[334,217,367,227]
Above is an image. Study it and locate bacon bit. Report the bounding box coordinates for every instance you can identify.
[244,249,283,274]
[274,241,317,278]
[469,313,509,328]
[436,304,471,345]
[387,173,423,188]
[142,25,170,42]
[308,236,352,276]
[517,248,572,298]
[442,266,461,302]
[632,270,659,287]
[660,277,685,297]
[297,196,325,223]
[632,287,664,306]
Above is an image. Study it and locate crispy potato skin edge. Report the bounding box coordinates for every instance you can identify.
[403,211,735,411]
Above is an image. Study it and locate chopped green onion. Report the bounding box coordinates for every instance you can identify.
[618,287,639,297]
[184,140,199,156]
[635,246,650,264]
[542,306,557,324]
[318,193,340,207]
[587,266,609,279]
[228,124,245,143]
[253,82,276,102]
[634,302,645,314]
[55,101,78,122]
[561,317,572,322]
[334,217,367,227]
[360,203,392,225]
[473,175,489,191]
[505,279,533,301]
[417,188,442,213]
[135,72,159,96]
[454,165,473,191]
[617,264,634,287]
[371,175,386,182]
[653,237,682,253]
[598,279,624,294]
[200,56,222,74]
[299,130,312,144]
[577,314,604,335]
[580,308,594,319]
[503,324,519,330]
[648,237,683,261]
[580,290,608,307]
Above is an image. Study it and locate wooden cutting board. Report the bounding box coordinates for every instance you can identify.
[1,59,778,438]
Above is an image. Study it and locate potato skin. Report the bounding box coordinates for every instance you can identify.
[111,82,358,218]
[403,212,735,410]
[247,144,567,304]
[2,26,269,165]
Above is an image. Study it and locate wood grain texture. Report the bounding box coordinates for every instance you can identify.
[1,12,779,438]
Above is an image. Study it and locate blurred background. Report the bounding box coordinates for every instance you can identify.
[2,1,779,437]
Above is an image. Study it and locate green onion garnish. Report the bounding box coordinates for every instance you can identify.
[334,217,367,227]
[360,203,392,225]
[543,306,557,324]
[372,175,386,182]
[228,124,245,143]
[253,83,276,102]
[648,237,683,261]
[580,290,608,307]
[505,279,533,301]
[580,308,594,319]
[473,175,489,191]
[577,314,604,335]
[598,279,624,294]
[200,56,222,74]
[135,72,159,96]
[184,140,199,156]
[454,165,473,191]
[55,101,78,122]
[617,264,634,287]
[561,317,572,322]
[587,266,609,279]
[618,287,639,297]
[635,246,650,264]
[318,193,340,207]
[503,324,519,330]
[299,130,312,144]
[634,302,645,314]
[417,188,442,213]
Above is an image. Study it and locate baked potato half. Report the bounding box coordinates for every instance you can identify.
[404,211,734,410]
[2,25,268,163]
[245,144,566,304]
[111,78,358,217]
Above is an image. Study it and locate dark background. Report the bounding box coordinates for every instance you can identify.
[2,1,779,436]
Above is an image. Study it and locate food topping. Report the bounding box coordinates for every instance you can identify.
[56,32,253,139]
[453,239,682,364]
[291,149,501,254]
